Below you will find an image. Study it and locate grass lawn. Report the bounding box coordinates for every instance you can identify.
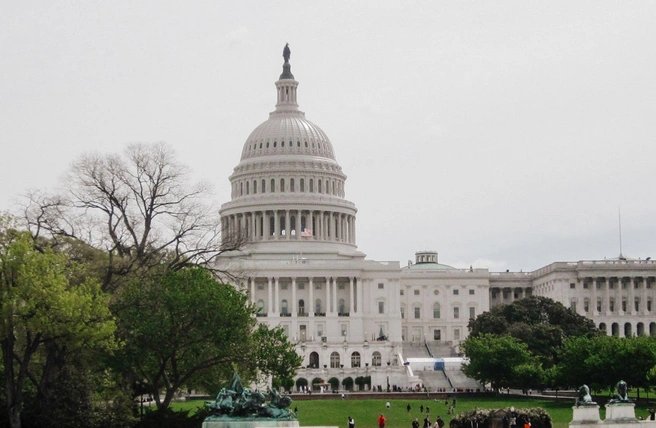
[173,396,655,428]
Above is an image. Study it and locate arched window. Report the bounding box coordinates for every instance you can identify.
[318,180,322,193]
[262,179,266,193]
[309,179,314,192]
[300,178,305,192]
[372,351,382,367]
[269,216,275,236]
[240,182,243,196]
[309,352,319,368]
[257,300,264,314]
[271,179,275,193]
[624,322,632,337]
[298,299,305,315]
[253,180,257,194]
[599,322,607,334]
[281,300,288,315]
[611,322,619,336]
[351,352,361,368]
[246,181,250,195]
[651,322,656,336]
[280,178,285,192]
[315,299,323,314]
[637,322,645,336]
[290,178,295,192]
[330,352,340,368]
[433,303,441,319]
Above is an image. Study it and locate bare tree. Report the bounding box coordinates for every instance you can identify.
[25,142,244,291]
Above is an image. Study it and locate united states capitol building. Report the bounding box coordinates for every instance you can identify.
[217,49,656,389]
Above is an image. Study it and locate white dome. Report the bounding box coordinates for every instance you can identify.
[240,115,336,161]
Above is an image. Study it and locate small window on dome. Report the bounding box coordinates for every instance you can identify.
[289,140,292,147]
[266,142,269,148]
[305,141,308,147]
[259,143,262,149]
[312,142,315,148]
[297,141,300,147]
[273,141,277,148]
[282,141,285,147]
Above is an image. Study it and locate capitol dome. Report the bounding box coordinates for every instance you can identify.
[220,48,360,257]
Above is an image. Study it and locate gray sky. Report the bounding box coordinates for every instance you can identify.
[2,1,655,272]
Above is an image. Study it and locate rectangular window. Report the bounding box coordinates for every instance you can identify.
[338,283,345,290]
[378,283,384,289]
[378,301,385,314]
[298,283,305,290]
[400,290,404,295]
[433,329,441,340]
[257,284,265,290]
[584,300,589,312]
[281,284,288,290]
[469,289,475,295]
[597,299,602,312]
[583,283,589,289]
[469,307,475,319]
[454,329,461,341]
[570,283,575,289]
[414,307,420,319]
[401,307,405,319]
[317,324,324,337]
[453,307,459,319]
[315,284,322,290]
[414,290,420,295]
[453,289,459,295]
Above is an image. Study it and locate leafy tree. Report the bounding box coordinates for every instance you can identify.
[461,334,532,392]
[557,335,656,396]
[0,222,116,428]
[513,363,545,391]
[468,296,600,367]
[342,376,354,391]
[295,377,308,390]
[113,266,299,410]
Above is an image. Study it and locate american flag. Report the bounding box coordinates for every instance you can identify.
[301,227,313,237]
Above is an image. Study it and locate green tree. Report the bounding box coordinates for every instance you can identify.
[0,224,116,428]
[113,266,300,410]
[461,334,532,392]
[558,335,656,395]
[468,296,600,367]
[342,376,354,391]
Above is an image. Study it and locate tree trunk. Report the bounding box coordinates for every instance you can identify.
[3,337,22,428]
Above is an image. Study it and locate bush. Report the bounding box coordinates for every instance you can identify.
[135,407,209,428]
[342,377,354,391]
[328,377,340,391]
[296,377,308,388]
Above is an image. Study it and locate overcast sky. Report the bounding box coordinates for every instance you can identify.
[2,1,655,272]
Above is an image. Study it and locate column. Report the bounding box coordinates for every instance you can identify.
[357,278,364,314]
[325,277,331,314]
[629,277,636,314]
[295,210,301,240]
[591,278,598,315]
[349,277,354,314]
[332,277,337,314]
[603,277,610,314]
[274,277,280,315]
[273,210,279,240]
[285,210,290,240]
[641,277,648,315]
[250,278,255,304]
[309,277,314,316]
[291,277,297,317]
[267,277,273,315]
[264,211,270,239]
[335,213,342,241]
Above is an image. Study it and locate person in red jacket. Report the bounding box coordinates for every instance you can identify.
[378,414,386,428]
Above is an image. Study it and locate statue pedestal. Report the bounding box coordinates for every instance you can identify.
[202,420,301,428]
[571,405,601,425]
[605,403,638,423]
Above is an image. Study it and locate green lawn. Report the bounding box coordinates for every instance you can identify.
[173,396,655,428]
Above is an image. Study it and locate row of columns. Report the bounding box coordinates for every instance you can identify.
[581,276,655,316]
[223,209,356,244]
[248,276,361,317]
